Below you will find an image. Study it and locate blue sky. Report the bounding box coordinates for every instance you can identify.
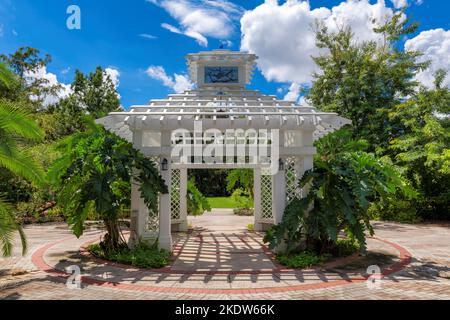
[0,0,449,108]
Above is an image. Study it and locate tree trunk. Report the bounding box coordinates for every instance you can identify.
[102,217,124,252]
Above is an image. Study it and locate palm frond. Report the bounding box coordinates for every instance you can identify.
[0,100,44,141]
[0,63,18,89]
[0,197,27,257]
[0,144,46,187]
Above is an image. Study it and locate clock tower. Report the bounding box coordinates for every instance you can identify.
[186,50,257,90]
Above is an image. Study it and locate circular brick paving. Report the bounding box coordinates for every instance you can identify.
[31,232,412,294]
[2,221,449,300]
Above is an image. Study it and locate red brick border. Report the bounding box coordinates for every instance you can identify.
[31,235,412,294]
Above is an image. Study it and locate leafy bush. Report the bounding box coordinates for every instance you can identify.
[369,195,420,223]
[88,240,170,269]
[275,239,359,269]
[388,71,450,220]
[187,179,211,216]
[276,252,331,269]
[231,188,253,210]
[331,239,360,257]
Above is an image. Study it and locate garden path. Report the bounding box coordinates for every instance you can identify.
[1,211,449,300]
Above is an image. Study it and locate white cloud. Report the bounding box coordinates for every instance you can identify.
[0,24,4,37]
[104,67,121,99]
[148,0,243,46]
[104,67,120,88]
[390,0,408,8]
[139,33,157,39]
[161,22,207,46]
[405,28,450,88]
[220,39,233,48]
[172,73,195,93]
[61,67,71,75]
[146,65,194,93]
[24,66,73,107]
[240,0,397,84]
[284,83,302,102]
[12,29,18,36]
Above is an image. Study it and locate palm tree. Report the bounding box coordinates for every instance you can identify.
[0,63,45,257]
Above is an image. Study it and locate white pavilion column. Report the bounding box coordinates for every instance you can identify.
[178,168,189,232]
[272,160,286,225]
[158,131,173,251]
[129,130,149,245]
[130,173,148,245]
[253,167,263,232]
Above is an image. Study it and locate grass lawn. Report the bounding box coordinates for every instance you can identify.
[207,197,254,209]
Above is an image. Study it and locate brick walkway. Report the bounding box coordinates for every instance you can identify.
[1,212,449,300]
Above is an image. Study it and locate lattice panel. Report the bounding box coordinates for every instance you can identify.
[285,157,301,205]
[170,168,181,220]
[147,202,159,232]
[261,173,273,219]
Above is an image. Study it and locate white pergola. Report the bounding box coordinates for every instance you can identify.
[97,50,350,251]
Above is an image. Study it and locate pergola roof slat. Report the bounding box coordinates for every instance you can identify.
[109,111,337,116]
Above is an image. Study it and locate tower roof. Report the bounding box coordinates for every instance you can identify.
[96,50,351,142]
[186,49,258,87]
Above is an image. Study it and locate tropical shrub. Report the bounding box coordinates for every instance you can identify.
[187,179,211,216]
[49,119,167,252]
[275,239,359,269]
[231,188,253,210]
[276,252,330,269]
[265,129,416,254]
[88,240,170,269]
[369,194,420,223]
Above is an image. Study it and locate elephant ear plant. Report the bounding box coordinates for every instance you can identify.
[265,129,417,254]
[49,119,167,252]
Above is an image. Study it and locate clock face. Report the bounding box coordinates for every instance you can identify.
[204,66,239,84]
